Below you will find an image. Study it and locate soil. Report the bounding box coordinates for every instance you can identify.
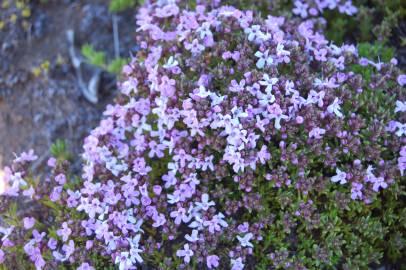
[0,0,136,170]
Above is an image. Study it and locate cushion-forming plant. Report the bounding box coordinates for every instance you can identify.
[0,1,405,269]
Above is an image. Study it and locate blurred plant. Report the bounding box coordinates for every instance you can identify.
[109,0,137,13]
[81,44,129,75]
[31,60,50,77]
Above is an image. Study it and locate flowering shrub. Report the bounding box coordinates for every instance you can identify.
[1,1,406,270]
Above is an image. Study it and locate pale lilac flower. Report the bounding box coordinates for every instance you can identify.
[185,39,205,54]
[395,100,406,113]
[47,157,57,167]
[267,103,289,129]
[327,97,344,118]
[397,74,406,86]
[162,171,177,188]
[197,22,213,39]
[185,229,199,242]
[204,213,228,233]
[50,186,63,202]
[331,168,347,184]
[307,90,325,107]
[115,252,132,270]
[257,145,271,164]
[0,249,4,263]
[309,127,326,139]
[48,238,57,250]
[14,149,38,163]
[195,85,212,98]
[238,222,249,233]
[244,25,262,42]
[259,74,278,93]
[231,257,245,270]
[77,263,95,270]
[236,232,254,248]
[55,173,66,185]
[0,226,14,241]
[338,1,358,15]
[129,245,143,264]
[195,194,215,211]
[57,222,72,242]
[372,177,388,192]
[207,255,220,269]
[255,49,273,69]
[293,1,309,18]
[23,186,35,198]
[351,182,363,200]
[152,213,166,227]
[229,79,246,93]
[395,122,406,137]
[170,207,191,225]
[176,243,194,264]
[23,217,36,229]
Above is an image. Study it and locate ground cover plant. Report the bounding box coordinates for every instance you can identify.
[0,0,405,269]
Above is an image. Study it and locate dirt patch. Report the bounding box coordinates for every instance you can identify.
[0,0,136,169]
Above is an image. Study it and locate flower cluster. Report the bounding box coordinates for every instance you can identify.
[292,0,357,18]
[0,1,405,269]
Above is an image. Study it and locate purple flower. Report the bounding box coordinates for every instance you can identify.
[267,103,289,129]
[372,177,388,192]
[170,207,191,225]
[176,243,194,263]
[55,174,66,185]
[152,213,166,228]
[50,186,63,202]
[86,240,93,250]
[57,222,72,242]
[14,149,38,163]
[0,249,4,263]
[148,141,166,158]
[23,217,36,230]
[327,98,343,118]
[351,182,363,200]
[397,74,406,86]
[237,232,254,248]
[185,39,205,54]
[207,255,220,269]
[185,229,199,242]
[231,257,245,270]
[244,25,263,42]
[395,100,406,113]
[395,122,406,137]
[162,171,177,188]
[331,168,347,184]
[309,127,326,139]
[255,49,273,69]
[77,263,95,270]
[229,79,246,93]
[257,145,271,164]
[195,193,215,211]
[48,237,57,250]
[293,1,309,18]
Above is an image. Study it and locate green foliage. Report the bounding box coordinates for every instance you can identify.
[50,139,71,161]
[81,44,128,75]
[109,0,136,12]
[81,44,106,68]
[357,42,395,62]
[107,57,128,74]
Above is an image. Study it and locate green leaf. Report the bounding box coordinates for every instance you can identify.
[109,0,136,12]
[107,57,128,74]
[50,139,71,161]
[81,44,106,68]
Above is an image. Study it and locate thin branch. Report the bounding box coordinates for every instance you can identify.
[112,14,120,59]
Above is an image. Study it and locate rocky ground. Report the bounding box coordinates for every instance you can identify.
[0,0,136,170]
